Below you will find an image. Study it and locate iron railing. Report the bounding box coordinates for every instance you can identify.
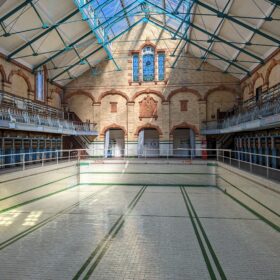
[0,107,96,132]
[0,148,279,182]
[203,83,280,131]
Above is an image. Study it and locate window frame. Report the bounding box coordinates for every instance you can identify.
[132,53,139,82]
[142,46,155,82]
[35,68,46,103]
[158,52,165,81]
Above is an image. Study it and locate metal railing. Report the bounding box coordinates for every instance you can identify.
[0,148,279,182]
[0,90,63,118]
[0,107,96,132]
[203,83,280,131]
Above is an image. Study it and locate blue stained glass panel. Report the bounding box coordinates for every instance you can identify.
[158,53,165,81]
[143,54,155,81]
[36,70,44,101]
[133,54,139,82]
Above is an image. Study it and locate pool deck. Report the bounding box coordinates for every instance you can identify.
[0,183,279,280]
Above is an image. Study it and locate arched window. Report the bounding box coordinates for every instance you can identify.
[158,53,165,81]
[132,54,139,82]
[35,68,45,101]
[142,46,155,81]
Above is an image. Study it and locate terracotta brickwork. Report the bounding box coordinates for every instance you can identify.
[241,50,280,101]
[0,56,62,109]
[63,23,242,142]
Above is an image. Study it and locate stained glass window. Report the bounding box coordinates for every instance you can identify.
[133,54,139,82]
[143,46,155,81]
[158,53,165,81]
[36,69,44,101]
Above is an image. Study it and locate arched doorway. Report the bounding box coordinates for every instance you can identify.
[104,129,125,158]
[173,128,196,157]
[137,128,159,157]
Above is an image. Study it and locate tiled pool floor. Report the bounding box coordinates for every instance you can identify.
[0,185,279,280]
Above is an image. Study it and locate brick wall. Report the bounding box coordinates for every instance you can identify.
[0,56,62,109]
[64,23,241,143]
[241,50,280,101]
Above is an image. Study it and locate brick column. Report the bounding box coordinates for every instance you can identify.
[2,81,11,92]
[93,102,101,135]
[127,102,137,156]
[198,100,207,126]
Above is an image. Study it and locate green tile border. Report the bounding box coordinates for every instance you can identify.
[73,186,147,280]
[0,185,112,251]
[0,174,77,202]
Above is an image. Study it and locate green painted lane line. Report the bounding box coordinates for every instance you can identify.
[180,187,217,280]
[216,186,280,232]
[0,174,77,202]
[0,183,80,215]
[79,183,215,187]
[73,186,147,280]
[182,187,227,280]
[0,164,77,184]
[0,186,113,251]
[80,172,216,175]
[218,176,280,217]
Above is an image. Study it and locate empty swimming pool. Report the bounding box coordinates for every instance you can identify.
[0,160,279,280]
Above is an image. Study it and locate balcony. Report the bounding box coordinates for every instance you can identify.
[0,91,98,136]
[202,83,280,134]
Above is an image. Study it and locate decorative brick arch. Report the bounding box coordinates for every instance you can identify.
[98,89,129,103]
[0,64,7,82]
[264,59,280,86]
[100,123,127,136]
[167,87,202,101]
[250,72,264,91]
[132,89,166,102]
[170,122,199,135]
[8,69,33,92]
[204,85,239,101]
[48,88,62,102]
[64,90,95,104]
[134,123,163,136]
[139,40,157,51]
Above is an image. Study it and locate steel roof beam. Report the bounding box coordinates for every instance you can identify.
[119,0,131,27]
[145,0,264,62]
[6,0,106,60]
[223,3,277,73]
[149,17,250,74]
[193,0,280,45]
[174,0,185,14]
[50,17,144,82]
[268,0,280,6]
[162,0,166,25]
[34,1,140,72]
[173,0,195,38]
[0,0,33,23]
[197,0,232,70]
[7,9,80,60]
[33,31,92,72]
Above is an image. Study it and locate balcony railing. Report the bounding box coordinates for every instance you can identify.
[0,91,97,135]
[0,90,63,118]
[203,83,280,132]
[0,107,97,134]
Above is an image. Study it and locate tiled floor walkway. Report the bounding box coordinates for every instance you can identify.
[0,184,279,280]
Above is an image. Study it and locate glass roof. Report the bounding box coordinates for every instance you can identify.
[74,0,194,44]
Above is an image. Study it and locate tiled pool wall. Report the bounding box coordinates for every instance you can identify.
[217,162,280,229]
[78,161,217,186]
[0,162,79,213]
[0,160,279,228]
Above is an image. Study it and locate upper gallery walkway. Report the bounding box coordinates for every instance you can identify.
[0,91,97,136]
[202,83,280,134]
